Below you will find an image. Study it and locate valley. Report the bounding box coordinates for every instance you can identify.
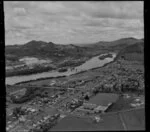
[6,37,145,131]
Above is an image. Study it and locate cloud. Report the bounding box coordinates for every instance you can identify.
[63,1,143,19]
[90,2,142,19]
[13,7,26,15]
[4,1,144,45]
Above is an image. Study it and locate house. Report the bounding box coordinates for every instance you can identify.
[83,103,97,110]
[94,105,108,113]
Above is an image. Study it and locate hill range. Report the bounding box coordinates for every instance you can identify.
[5,37,144,63]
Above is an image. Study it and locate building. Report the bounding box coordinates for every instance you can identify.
[94,105,108,113]
[75,102,112,115]
[82,103,97,110]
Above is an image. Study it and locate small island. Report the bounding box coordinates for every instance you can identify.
[58,68,68,72]
[99,53,113,60]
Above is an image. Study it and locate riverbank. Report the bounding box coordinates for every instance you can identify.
[6,66,55,77]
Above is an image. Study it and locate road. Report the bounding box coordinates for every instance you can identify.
[8,84,84,91]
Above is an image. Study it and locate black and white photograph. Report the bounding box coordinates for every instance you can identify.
[5,1,145,131]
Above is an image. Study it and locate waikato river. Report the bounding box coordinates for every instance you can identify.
[6,52,117,85]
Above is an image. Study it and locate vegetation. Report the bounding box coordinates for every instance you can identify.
[84,95,90,101]
[58,60,85,68]
[99,53,113,60]
[6,66,55,77]
[12,107,26,119]
[10,87,38,103]
[117,42,144,62]
[5,40,92,62]
[58,68,68,72]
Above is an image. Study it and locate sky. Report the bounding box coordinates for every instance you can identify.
[4,1,144,45]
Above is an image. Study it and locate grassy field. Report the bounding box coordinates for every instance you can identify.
[121,107,145,130]
[50,114,124,131]
[51,107,145,131]
[106,94,144,112]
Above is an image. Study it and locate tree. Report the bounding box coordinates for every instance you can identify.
[92,87,99,95]
[12,107,25,119]
[84,95,89,101]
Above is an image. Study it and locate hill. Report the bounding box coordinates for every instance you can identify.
[117,41,144,62]
[78,37,143,47]
[5,37,144,63]
[5,41,91,62]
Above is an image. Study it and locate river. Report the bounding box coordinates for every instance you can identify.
[6,53,116,85]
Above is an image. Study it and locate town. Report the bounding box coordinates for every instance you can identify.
[6,56,145,131]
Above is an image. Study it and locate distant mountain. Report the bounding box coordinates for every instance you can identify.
[5,37,144,62]
[80,37,143,48]
[5,40,90,62]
